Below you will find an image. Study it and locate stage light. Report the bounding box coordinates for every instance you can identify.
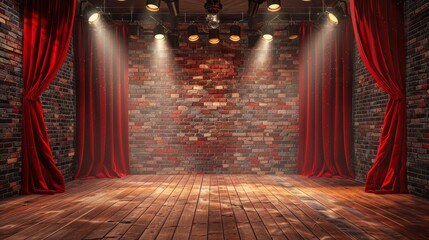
[286,24,299,40]
[267,0,281,12]
[325,1,348,26]
[82,5,101,24]
[153,25,165,40]
[187,25,200,42]
[262,26,274,42]
[146,0,160,12]
[207,13,220,29]
[209,28,220,44]
[229,25,241,42]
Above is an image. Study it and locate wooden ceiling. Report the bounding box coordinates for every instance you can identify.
[87,0,338,21]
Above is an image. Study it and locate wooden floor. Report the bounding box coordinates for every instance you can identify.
[0,175,428,240]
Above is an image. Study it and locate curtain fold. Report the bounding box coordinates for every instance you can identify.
[73,20,130,179]
[298,21,354,178]
[22,0,76,194]
[350,0,408,193]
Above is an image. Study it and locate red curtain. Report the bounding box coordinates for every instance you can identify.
[73,20,130,179]
[298,21,354,178]
[22,0,76,194]
[351,0,408,193]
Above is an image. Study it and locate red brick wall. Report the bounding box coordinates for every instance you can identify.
[128,23,299,174]
[0,0,75,199]
[353,0,429,198]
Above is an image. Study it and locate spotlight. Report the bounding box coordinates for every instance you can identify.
[229,25,241,42]
[267,0,281,12]
[326,0,348,26]
[146,0,161,12]
[165,0,179,17]
[207,13,220,29]
[209,28,220,44]
[187,25,199,42]
[81,3,101,24]
[153,25,165,40]
[262,26,274,42]
[286,24,299,40]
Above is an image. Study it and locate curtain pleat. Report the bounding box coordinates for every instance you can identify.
[22,0,76,194]
[298,21,354,178]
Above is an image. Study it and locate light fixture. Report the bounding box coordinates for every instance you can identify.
[262,26,274,41]
[325,0,348,26]
[80,2,101,25]
[146,0,161,12]
[187,25,199,42]
[267,0,281,12]
[207,13,220,29]
[153,25,165,40]
[205,0,222,29]
[229,25,241,42]
[165,0,179,17]
[248,0,263,17]
[286,24,299,40]
[209,28,220,44]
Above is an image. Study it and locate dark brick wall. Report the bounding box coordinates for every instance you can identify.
[129,23,299,174]
[352,47,389,183]
[405,0,429,197]
[0,0,23,199]
[353,0,429,198]
[0,0,75,199]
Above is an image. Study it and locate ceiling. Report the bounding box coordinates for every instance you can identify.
[87,0,338,21]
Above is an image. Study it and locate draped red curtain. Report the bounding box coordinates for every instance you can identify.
[22,0,76,194]
[351,0,408,193]
[298,21,354,178]
[73,20,130,179]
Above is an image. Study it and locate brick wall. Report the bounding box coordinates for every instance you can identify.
[129,23,299,174]
[0,0,22,199]
[353,0,429,198]
[0,0,75,199]
[405,0,429,197]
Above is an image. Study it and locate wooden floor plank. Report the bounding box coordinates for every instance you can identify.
[286,175,404,240]
[1,178,120,239]
[217,175,241,240]
[172,175,203,240]
[235,175,287,239]
[0,174,427,240]
[103,175,169,239]
[121,175,183,240]
[138,175,191,240]
[229,175,271,240]
[156,175,197,240]
[248,175,305,240]
[299,175,429,240]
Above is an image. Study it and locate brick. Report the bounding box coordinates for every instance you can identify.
[128,23,299,175]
